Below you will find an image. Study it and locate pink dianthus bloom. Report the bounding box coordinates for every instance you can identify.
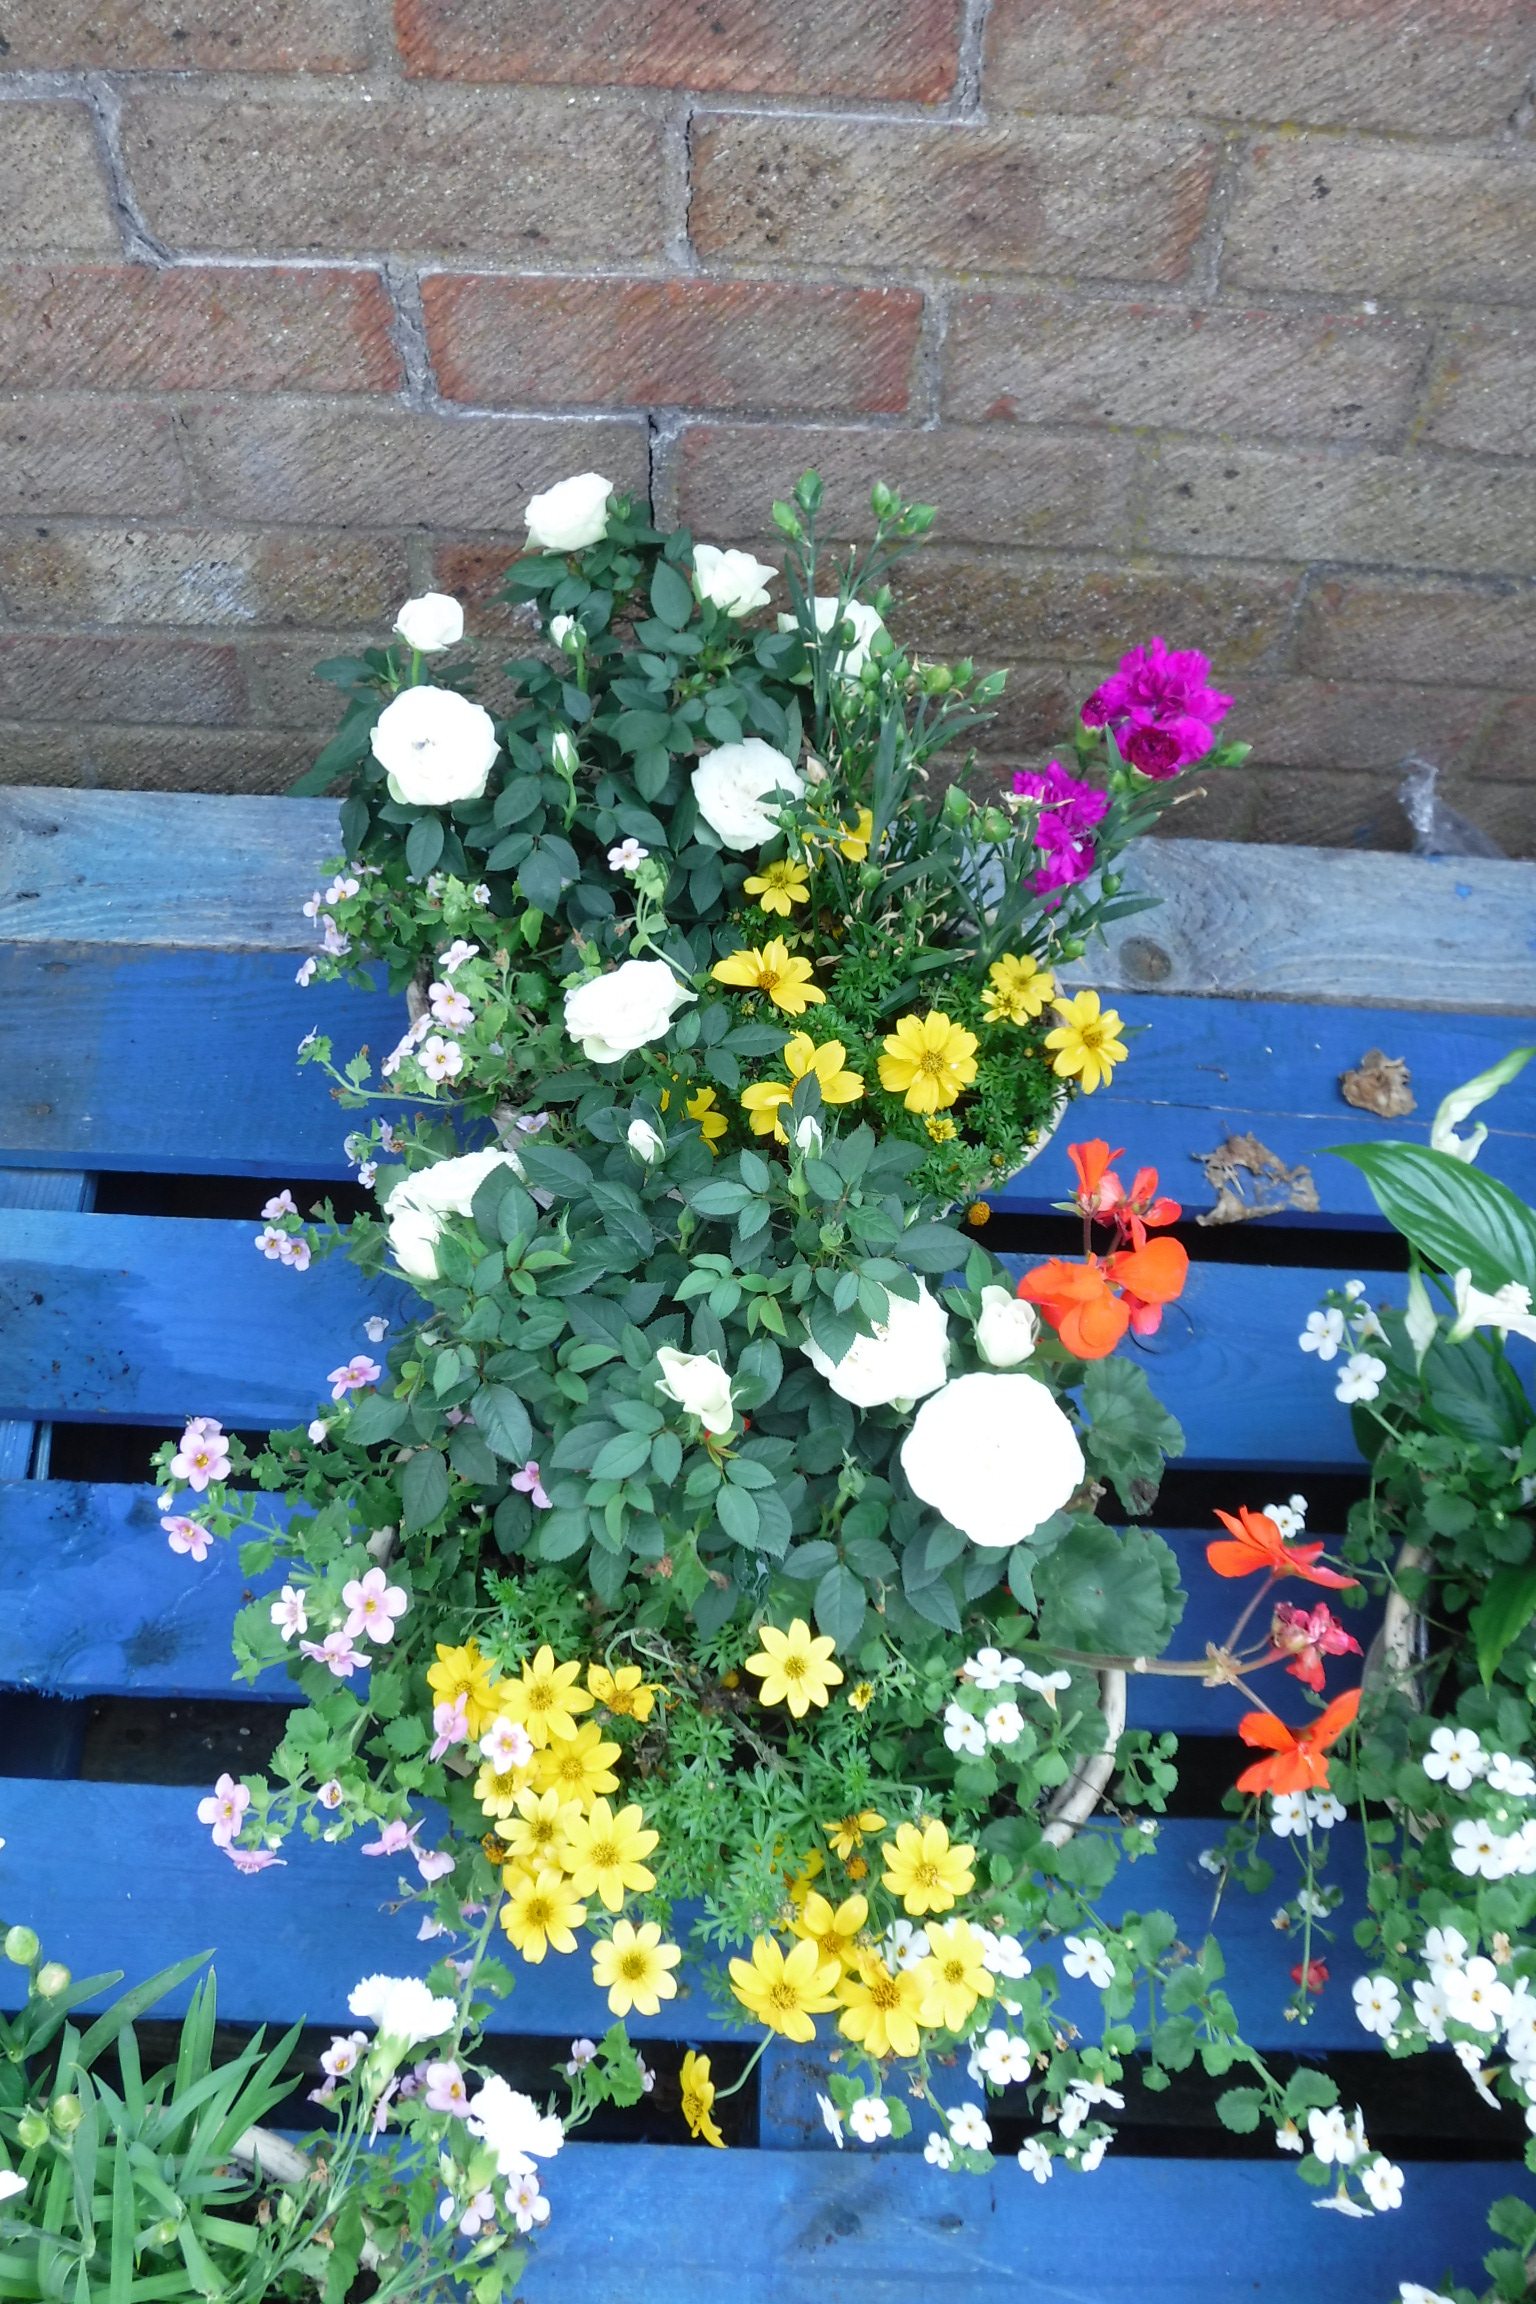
[197,1773,249,1847]
[329,1355,382,1402]
[1012,761,1109,902]
[1081,636,1231,781]
[342,1564,409,1643]
[163,1514,212,1561]
[301,1629,366,1678]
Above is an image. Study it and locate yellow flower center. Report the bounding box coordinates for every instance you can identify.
[914,1860,941,1889]
[782,1653,807,1683]
[918,1049,949,1078]
[590,1836,619,1868]
[524,1891,554,1927]
[768,1977,802,2012]
[527,1682,555,1716]
[941,1956,966,1986]
[868,1972,901,2011]
[620,1950,650,1983]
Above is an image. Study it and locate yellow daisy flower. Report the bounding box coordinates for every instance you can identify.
[498,1644,594,1749]
[792,1890,869,1973]
[685,1085,729,1152]
[835,1949,926,2060]
[1045,989,1128,1094]
[499,1866,586,1964]
[558,1798,659,1912]
[531,1721,622,1810]
[680,2051,726,2148]
[743,858,811,917]
[740,1033,864,1143]
[426,1640,502,1741]
[592,1919,681,2017]
[924,1116,958,1143]
[981,951,1056,1026]
[475,1756,532,1820]
[500,1785,583,1874]
[727,1934,841,2042]
[822,1809,885,1860]
[837,807,874,863]
[587,1661,658,1721]
[877,1010,978,1115]
[847,1682,875,1713]
[915,1918,995,2032]
[880,1818,976,1916]
[711,938,826,1016]
[745,1619,845,1718]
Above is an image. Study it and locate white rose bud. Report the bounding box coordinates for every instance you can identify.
[563,959,696,1065]
[370,686,499,809]
[778,596,886,680]
[901,1372,1084,1548]
[384,1148,525,1282]
[550,729,579,775]
[803,1283,950,1409]
[627,1118,664,1163]
[393,593,464,654]
[975,1284,1038,1369]
[692,544,776,617]
[691,738,804,851]
[794,1115,823,1156]
[655,1346,735,1436]
[525,472,612,553]
[549,615,578,651]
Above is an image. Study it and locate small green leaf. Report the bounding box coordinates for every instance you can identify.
[814,1563,867,1648]
[405,814,445,878]
[1470,1564,1536,1685]
[401,1447,450,1531]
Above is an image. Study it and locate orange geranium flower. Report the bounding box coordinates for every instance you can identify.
[1017,1235,1189,1359]
[1235,1687,1361,1796]
[1067,1139,1125,1216]
[1207,1507,1358,1591]
[1104,1236,1188,1335]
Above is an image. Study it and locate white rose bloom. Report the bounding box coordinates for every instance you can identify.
[975,1284,1037,1369]
[691,738,804,851]
[371,685,499,808]
[385,1147,525,1282]
[901,1371,1084,1548]
[655,1346,734,1435]
[548,614,577,650]
[803,1283,949,1409]
[466,2075,564,2177]
[778,596,887,679]
[393,592,464,654]
[627,1117,664,1162]
[693,544,776,617]
[563,959,696,1065]
[348,1972,456,2050]
[525,471,612,553]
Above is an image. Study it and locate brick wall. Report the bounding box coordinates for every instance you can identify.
[2,1,1534,852]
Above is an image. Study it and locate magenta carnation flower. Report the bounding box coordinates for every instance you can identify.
[1082,636,1231,779]
[1012,761,1109,902]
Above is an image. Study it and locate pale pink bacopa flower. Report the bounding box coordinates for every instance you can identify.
[429,980,474,1030]
[326,876,361,904]
[270,1586,308,1642]
[296,957,317,987]
[429,1693,470,1760]
[320,916,352,957]
[224,1846,286,1874]
[438,939,477,975]
[321,2030,370,2080]
[316,1777,345,1810]
[363,1314,390,1342]
[416,1846,456,1883]
[302,890,323,920]
[343,1565,409,1643]
[300,1629,366,1678]
[425,2060,471,2114]
[419,1035,464,1084]
[329,1355,382,1402]
[511,1460,551,1510]
[171,1422,230,1492]
[506,2172,549,2233]
[197,1773,249,1847]
[162,1515,212,1561]
[262,1191,298,1220]
[357,1161,378,1188]
[480,1716,535,1773]
[254,1226,286,1260]
[278,1235,312,1271]
[362,1817,420,1859]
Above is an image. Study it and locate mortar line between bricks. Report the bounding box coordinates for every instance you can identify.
[953,0,994,118]
[80,73,172,266]
[911,289,950,427]
[1184,133,1247,300]
[381,263,440,412]
[663,92,699,273]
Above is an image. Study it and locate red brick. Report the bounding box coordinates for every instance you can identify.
[942,293,1427,444]
[0,401,189,517]
[983,0,1536,138]
[120,88,669,265]
[675,422,1137,549]
[1296,574,1536,688]
[890,550,1297,669]
[430,540,545,637]
[690,115,1216,284]
[1419,323,1536,458]
[0,264,400,394]
[0,525,410,628]
[0,635,245,725]
[179,402,649,529]
[1225,141,1536,305]
[394,0,962,101]
[423,276,922,417]
[0,104,118,258]
[0,0,370,70]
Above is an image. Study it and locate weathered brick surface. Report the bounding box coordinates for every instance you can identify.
[395,0,962,99]
[1225,141,1536,305]
[1419,324,1536,458]
[983,0,1536,138]
[0,724,316,793]
[1139,442,1536,576]
[0,105,119,259]
[676,423,1138,547]
[424,277,923,416]
[890,551,1298,669]
[430,540,551,637]
[0,400,189,517]
[1296,575,1536,688]
[120,89,670,264]
[942,295,1428,444]
[244,634,378,728]
[179,403,649,528]
[0,635,245,725]
[0,0,370,70]
[0,525,410,628]
[1470,695,1536,781]
[0,265,401,394]
[1226,673,1496,773]
[691,116,1216,283]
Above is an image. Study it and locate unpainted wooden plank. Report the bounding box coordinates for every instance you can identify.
[0,945,403,1176]
[1059,837,1536,1013]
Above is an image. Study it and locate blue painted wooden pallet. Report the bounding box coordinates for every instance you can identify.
[2,790,1532,2301]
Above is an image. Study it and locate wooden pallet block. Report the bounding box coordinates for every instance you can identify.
[2,789,1532,2300]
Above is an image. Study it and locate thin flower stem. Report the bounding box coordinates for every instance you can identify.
[712,2034,769,2101]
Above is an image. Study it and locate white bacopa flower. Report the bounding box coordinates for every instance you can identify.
[924,2130,954,2167]
[1451,1819,1507,1879]
[690,738,804,850]
[692,543,776,616]
[974,2027,1031,2085]
[627,1117,664,1163]
[1307,2105,1366,2166]
[974,1283,1038,1369]
[1018,1667,1072,1704]
[1306,1789,1346,1828]
[1299,1308,1346,1361]
[981,1932,1030,1981]
[961,1646,1017,1692]
[1453,2039,1501,2107]
[1335,1351,1387,1404]
[1061,1936,1115,1989]
[1449,1268,1536,1346]
[1400,2287,1458,2304]
[607,837,649,873]
[1017,2136,1054,2182]
[524,471,612,553]
[1197,1847,1224,1876]
[816,2091,844,2148]
[1352,1975,1401,2038]
[1078,2135,1109,2172]
[370,685,499,808]
[900,1371,1085,1549]
[942,1701,986,1756]
[885,1920,930,1972]
[348,1973,456,2051]
[1446,1956,1511,2033]
[394,592,464,653]
[1424,1925,1469,1976]
[655,1346,735,1436]
[384,1148,526,1282]
[1423,1724,1487,1790]
[1275,2120,1304,2153]
[465,2074,564,2176]
[848,2095,892,2143]
[804,1281,950,1409]
[1263,1497,1306,1538]
[780,595,887,679]
[563,958,696,1064]
[983,1699,1024,1747]
[947,2102,992,2151]
[1361,2156,1404,2211]
[1488,1751,1536,1796]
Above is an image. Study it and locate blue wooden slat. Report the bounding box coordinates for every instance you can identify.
[0,1169,94,1478]
[515,2147,1517,2303]
[0,946,402,1177]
